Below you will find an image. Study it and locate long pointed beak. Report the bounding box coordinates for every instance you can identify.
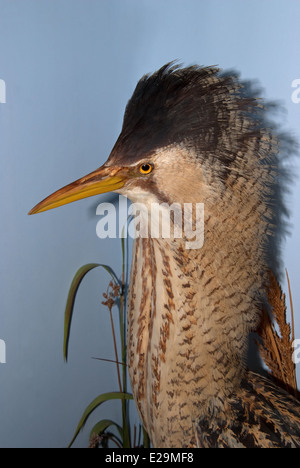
[28,165,127,215]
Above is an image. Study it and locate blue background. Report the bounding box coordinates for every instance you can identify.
[0,0,300,447]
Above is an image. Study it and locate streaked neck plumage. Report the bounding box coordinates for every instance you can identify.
[126,160,269,447]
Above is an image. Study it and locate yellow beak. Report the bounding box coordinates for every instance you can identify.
[28,165,127,215]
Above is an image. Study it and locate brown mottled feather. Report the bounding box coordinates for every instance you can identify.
[196,371,300,448]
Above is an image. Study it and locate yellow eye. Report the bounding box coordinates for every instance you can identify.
[139,163,153,175]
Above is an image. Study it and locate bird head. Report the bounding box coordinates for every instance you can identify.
[28,62,273,216]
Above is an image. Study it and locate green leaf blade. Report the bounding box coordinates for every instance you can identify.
[63,263,119,361]
[69,391,133,447]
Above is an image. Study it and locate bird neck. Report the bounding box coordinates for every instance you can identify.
[127,233,254,447]
[126,181,268,447]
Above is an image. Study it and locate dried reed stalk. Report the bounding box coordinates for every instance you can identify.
[257,270,298,398]
[102,281,122,393]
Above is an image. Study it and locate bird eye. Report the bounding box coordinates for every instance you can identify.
[139,163,153,175]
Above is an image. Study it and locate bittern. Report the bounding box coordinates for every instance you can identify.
[29,63,300,448]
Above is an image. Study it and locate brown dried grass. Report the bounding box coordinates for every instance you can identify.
[257,270,298,398]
